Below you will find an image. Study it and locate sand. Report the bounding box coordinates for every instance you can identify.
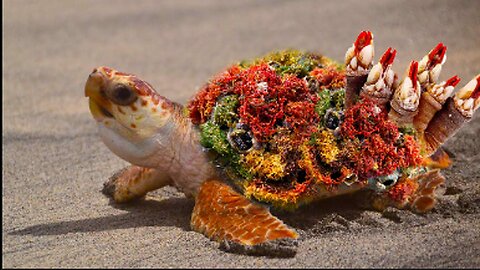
[3,0,480,267]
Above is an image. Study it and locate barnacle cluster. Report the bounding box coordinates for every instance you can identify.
[188,50,423,209]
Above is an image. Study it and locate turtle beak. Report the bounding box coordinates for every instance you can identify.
[85,68,114,120]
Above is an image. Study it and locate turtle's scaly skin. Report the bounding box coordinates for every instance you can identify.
[85,31,480,256]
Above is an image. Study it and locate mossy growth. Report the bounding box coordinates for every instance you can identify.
[212,95,239,129]
[322,57,345,71]
[310,129,339,164]
[315,88,345,122]
[199,121,231,156]
[199,121,252,180]
[330,88,345,110]
[315,89,332,118]
[398,125,417,136]
[241,149,286,180]
[242,49,326,77]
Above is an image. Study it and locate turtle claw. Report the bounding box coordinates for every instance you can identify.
[102,166,143,203]
[220,237,298,258]
[102,165,172,203]
[101,177,117,199]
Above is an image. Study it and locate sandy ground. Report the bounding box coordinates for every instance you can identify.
[3,0,480,267]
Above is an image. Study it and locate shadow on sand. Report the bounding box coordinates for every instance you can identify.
[10,190,385,238]
[9,197,195,236]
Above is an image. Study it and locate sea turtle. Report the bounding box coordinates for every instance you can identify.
[84,31,480,257]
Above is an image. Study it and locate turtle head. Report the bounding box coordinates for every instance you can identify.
[85,66,178,167]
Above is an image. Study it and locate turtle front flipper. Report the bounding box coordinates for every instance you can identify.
[191,179,299,257]
[103,165,172,203]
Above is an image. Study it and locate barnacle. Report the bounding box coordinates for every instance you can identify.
[340,100,423,179]
[298,143,338,186]
[200,121,253,180]
[368,170,400,191]
[315,89,345,127]
[323,109,343,130]
[250,49,325,77]
[190,48,425,209]
[227,125,255,153]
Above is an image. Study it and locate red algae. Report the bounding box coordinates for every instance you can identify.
[310,67,346,90]
[340,99,423,179]
[189,50,425,209]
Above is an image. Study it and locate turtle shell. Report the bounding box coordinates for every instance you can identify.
[188,50,424,210]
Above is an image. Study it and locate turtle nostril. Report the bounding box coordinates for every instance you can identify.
[88,71,104,82]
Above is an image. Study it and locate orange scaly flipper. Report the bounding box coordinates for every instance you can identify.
[191,179,299,257]
[371,170,446,213]
[409,170,446,213]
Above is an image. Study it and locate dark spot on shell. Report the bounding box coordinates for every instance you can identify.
[325,110,341,130]
[130,104,137,111]
[141,99,148,106]
[297,170,307,183]
[331,170,342,180]
[228,128,254,152]
[130,123,136,128]
[268,61,281,69]
[231,132,253,151]
[382,179,395,187]
[118,106,125,114]
[305,76,319,92]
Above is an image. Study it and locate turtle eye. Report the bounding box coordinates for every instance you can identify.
[106,84,137,105]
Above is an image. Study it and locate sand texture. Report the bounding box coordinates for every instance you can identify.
[3,0,480,267]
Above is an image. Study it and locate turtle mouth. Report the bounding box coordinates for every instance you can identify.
[85,70,115,121]
[88,98,114,120]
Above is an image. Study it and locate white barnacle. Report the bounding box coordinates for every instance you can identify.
[358,44,374,68]
[256,82,268,91]
[454,75,480,117]
[430,64,442,84]
[345,45,355,65]
[366,63,382,84]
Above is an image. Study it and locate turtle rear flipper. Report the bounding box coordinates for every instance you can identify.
[191,179,299,257]
[372,170,446,213]
[410,170,446,213]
